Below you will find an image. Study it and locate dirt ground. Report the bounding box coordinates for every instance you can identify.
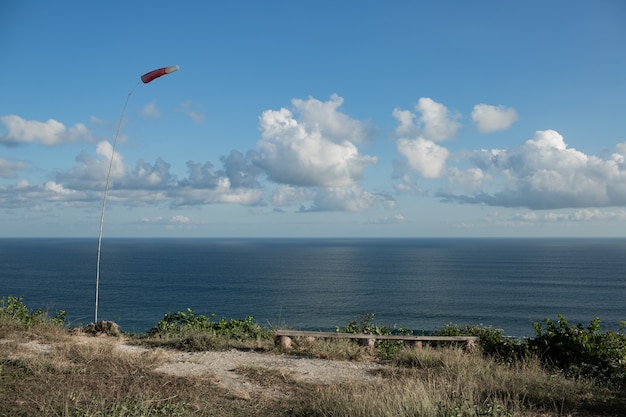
[153,347,385,397]
[16,335,386,399]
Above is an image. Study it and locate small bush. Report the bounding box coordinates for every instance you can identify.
[434,323,528,362]
[147,308,269,341]
[0,296,66,329]
[337,312,414,360]
[433,317,626,390]
[528,315,626,389]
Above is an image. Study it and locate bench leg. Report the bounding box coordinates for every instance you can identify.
[359,338,375,353]
[276,335,292,350]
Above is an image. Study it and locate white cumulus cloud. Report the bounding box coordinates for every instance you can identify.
[415,97,460,141]
[0,180,90,209]
[0,115,93,146]
[397,138,449,179]
[471,104,518,132]
[169,179,263,207]
[443,130,626,209]
[44,140,265,209]
[271,185,316,207]
[57,140,126,190]
[446,167,488,193]
[391,108,416,137]
[256,95,378,187]
[291,94,374,144]
[393,98,458,180]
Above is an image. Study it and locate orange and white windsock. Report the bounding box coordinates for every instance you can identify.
[140,65,180,84]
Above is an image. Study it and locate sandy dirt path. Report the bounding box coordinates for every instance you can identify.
[13,336,386,399]
[152,348,385,397]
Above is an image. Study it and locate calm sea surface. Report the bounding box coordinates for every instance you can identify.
[1,238,624,337]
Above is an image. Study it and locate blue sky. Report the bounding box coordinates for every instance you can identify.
[1,1,625,237]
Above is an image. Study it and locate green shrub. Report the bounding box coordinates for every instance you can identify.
[434,323,528,362]
[434,317,626,389]
[337,313,414,360]
[0,296,66,329]
[528,315,626,389]
[147,308,268,340]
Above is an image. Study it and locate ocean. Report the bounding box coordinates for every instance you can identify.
[1,238,624,337]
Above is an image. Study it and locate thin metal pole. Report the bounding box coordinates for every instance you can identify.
[95,89,134,323]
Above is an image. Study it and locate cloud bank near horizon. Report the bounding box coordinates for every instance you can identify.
[2,95,626,224]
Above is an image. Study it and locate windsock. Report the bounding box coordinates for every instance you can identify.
[140,65,180,84]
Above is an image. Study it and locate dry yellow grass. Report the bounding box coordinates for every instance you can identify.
[295,347,622,417]
[1,318,624,417]
[0,324,290,416]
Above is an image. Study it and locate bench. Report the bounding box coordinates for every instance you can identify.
[274,330,478,351]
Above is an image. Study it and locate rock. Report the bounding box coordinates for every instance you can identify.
[83,320,121,336]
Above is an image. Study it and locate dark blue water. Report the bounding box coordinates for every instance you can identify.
[1,238,624,337]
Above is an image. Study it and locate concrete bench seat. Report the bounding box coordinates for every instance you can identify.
[274,329,478,351]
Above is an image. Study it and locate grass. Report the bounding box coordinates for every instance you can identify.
[0,321,290,416]
[291,347,623,417]
[1,297,625,416]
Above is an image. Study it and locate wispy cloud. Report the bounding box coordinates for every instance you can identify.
[367,213,408,224]
[140,215,191,224]
[180,101,205,124]
[0,158,26,178]
[298,186,395,212]
[509,209,626,223]
[139,102,161,118]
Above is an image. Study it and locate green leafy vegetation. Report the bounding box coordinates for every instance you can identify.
[529,315,626,389]
[337,312,414,360]
[145,308,272,351]
[0,296,66,327]
[435,323,528,363]
[148,308,266,338]
[435,315,626,391]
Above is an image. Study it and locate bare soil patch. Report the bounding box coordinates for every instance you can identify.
[154,348,385,397]
[10,334,386,399]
